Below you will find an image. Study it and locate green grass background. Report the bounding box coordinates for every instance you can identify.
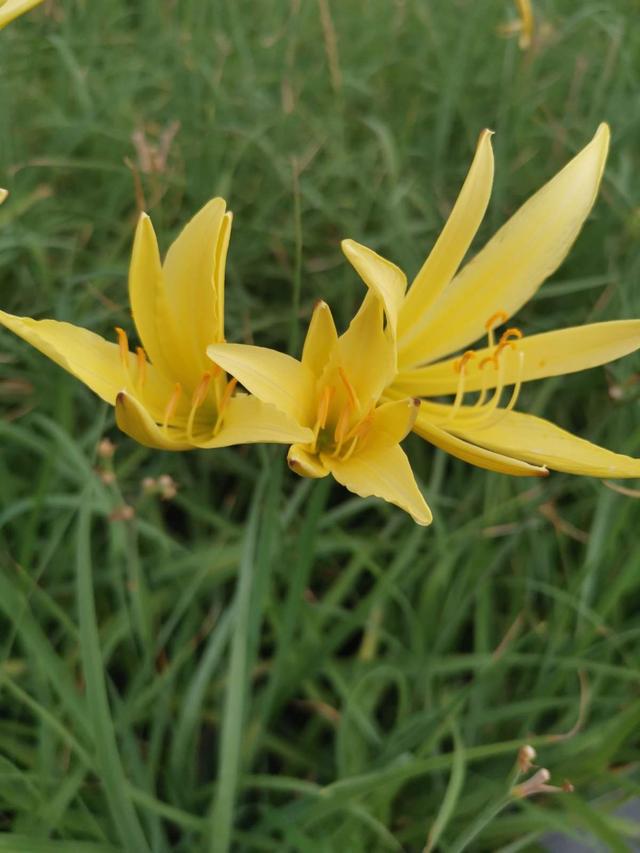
[1,0,640,850]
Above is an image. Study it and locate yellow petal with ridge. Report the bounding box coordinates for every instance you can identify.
[341,239,407,339]
[0,310,128,404]
[332,291,396,408]
[207,342,316,426]
[129,213,180,381]
[413,407,549,477]
[287,444,330,478]
[451,409,640,478]
[400,124,610,368]
[115,392,193,450]
[398,128,494,355]
[194,395,314,448]
[301,300,338,377]
[0,0,44,29]
[366,398,420,449]
[325,443,432,526]
[162,198,228,377]
[392,320,640,397]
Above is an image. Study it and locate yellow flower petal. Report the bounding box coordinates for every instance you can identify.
[413,406,549,477]
[0,188,8,204]
[341,239,407,338]
[206,342,316,426]
[162,198,228,376]
[194,395,314,448]
[366,398,420,450]
[393,320,640,397]
[0,309,128,404]
[301,300,338,377]
[325,443,432,526]
[115,392,193,450]
[287,443,330,478]
[0,0,44,29]
[398,128,495,360]
[330,291,396,407]
[128,213,181,381]
[402,123,610,367]
[451,409,640,477]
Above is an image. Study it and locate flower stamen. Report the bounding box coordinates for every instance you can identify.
[213,377,237,435]
[115,326,132,383]
[162,383,182,432]
[485,310,509,349]
[187,372,212,440]
[135,346,147,389]
[448,350,476,422]
[338,367,359,410]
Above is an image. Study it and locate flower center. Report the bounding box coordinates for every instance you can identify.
[310,368,374,461]
[114,327,238,438]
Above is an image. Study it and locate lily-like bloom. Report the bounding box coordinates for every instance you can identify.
[208,291,432,525]
[342,123,640,480]
[0,196,312,450]
[0,0,44,29]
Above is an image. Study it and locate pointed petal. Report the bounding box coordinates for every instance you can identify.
[0,0,44,29]
[194,395,314,448]
[0,309,127,404]
[128,213,178,379]
[398,129,495,358]
[413,407,549,477]
[393,320,640,397]
[341,239,407,338]
[332,291,396,407]
[301,300,338,377]
[287,443,330,478]
[452,409,640,477]
[162,198,228,375]
[115,392,193,450]
[403,124,610,366]
[366,398,420,449]
[325,443,432,526]
[214,212,233,341]
[0,188,8,204]
[207,342,316,425]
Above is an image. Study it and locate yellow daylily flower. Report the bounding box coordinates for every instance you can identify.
[0,0,44,29]
[0,195,312,450]
[208,292,432,525]
[342,123,640,480]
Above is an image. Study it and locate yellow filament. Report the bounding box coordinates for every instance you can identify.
[162,383,183,432]
[135,346,147,389]
[485,310,508,349]
[186,372,212,440]
[338,367,359,410]
[447,351,476,423]
[115,326,131,374]
[213,377,238,435]
[333,402,353,456]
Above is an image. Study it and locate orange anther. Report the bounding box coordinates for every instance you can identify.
[479,354,499,370]
[115,326,129,368]
[333,405,352,453]
[453,350,477,373]
[218,377,238,417]
[338,367,358,409]
[316,385,335,431]
[191,372,212,410]
[162,383,182,430]
[136,346,147,388]
[497,340,517,357]
[500,327,523,343]
[484,310,509,331]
